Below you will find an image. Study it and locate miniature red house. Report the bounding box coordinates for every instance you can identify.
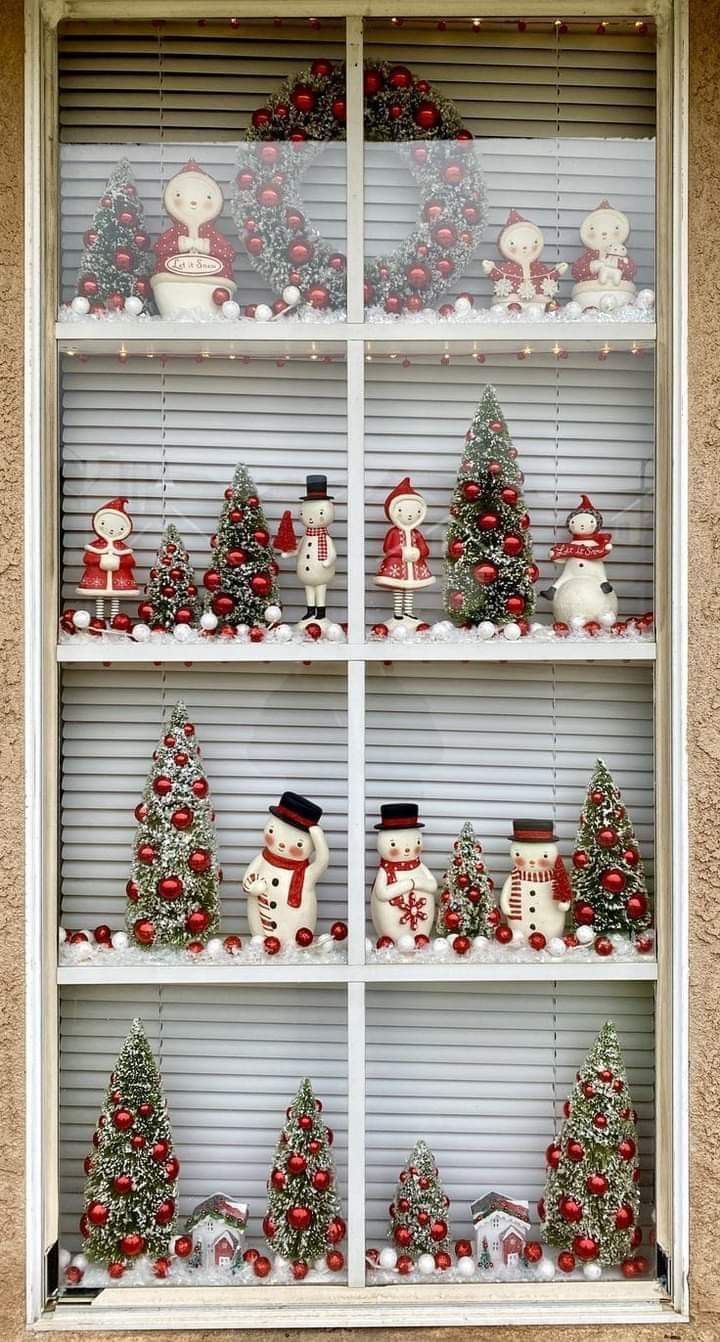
[470,1191,530,1268]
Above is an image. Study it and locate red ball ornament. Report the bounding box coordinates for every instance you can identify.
[157,875,183,902]
[305,621,323,640]
[291,84,316,113]
[524,1240,543,1264]
[253,1255,272,1278]
[434,1249,452,1270]
[477,512,499,532]
[288,239,313,266]
[559,1195,583,1223]
[502,534,523,556]
[192,778,209,798]
[545,1143,561,1169]
[505,594,525,616]
[444,909,461,933]
[120,1233,145,1257]
[264,935,281,956]
[618,1137,636,1160]
[463,480,481,502]
[573,1235,600,1262]
[133,917,156,945]
[153,775,173,797]
[627,893,648,920]
[473,561,498,585]
[452,935,471,956]
[406,263,431,290]
[586,1172,609,1196]
[295,926,314,948]
[330,920,348,941]
[592,1111,609,1130]
[306,284,330,309]
[137,842,155,865]
[249,625,265,642]
[212,593,235,619]
[87,1200,109,1227]
[287,1205,313,1232]
[454,1238,473,1258]
[246,235,264,257]
[529,931,547,951]
[93,923,113,946]
[557,1251,576,1274]
[271,1168,287,1190]
[117,209,136,227]
[572,850,589,870]
[574,901,595,926]
[394,1224,413,1248]
[292,1260,309,1280]
[313,1169,332,1192]
[500,485,519,505]
[155,1198,175,1226]
[590,788,605,805]
[594,936,614,957]
[615,1203,634,1230]
[495,923,513,945]
[623,847,639,866]
[601,867,626,894]
[443,162,464,186]
[414,100,440,131]
[188,848,211,874]
[185,909,210,938]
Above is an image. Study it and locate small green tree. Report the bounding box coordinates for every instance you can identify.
[126,701,220,949]
[541,1021,640,1266]
[571,759,651,936]
[477,1235,493,1270]
[75,159,153,312]
[444,386,537,627]
[139,524,201,631]
[263,1079,345,1272]
[81,1019,179,1274]
[387,1139,452,1263]
[435,821,495,939]
[203,465,280,633]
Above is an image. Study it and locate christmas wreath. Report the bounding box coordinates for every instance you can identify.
[232,60,487,314]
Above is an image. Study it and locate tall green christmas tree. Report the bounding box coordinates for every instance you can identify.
[126,701,221,949]
[81,1019,179,1276]
[387,1139,452,1264]
[75,159,154,313]
[139,524,201,632]
[444,386,537,627]
[435,821,495,941]
[571,759,651,937]
[541,1021,641,1267]
[203,465,281,634]
[263,1079,345,1275]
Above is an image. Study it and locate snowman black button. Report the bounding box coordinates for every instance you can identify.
[269,901,277,910]
[530,922,537,931]
[271,877,279,886]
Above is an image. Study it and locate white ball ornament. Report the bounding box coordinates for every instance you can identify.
[72,609,91,631]
[282,285,302,307]
[58,1247,71,1272]
[548,936,567,957]
[637,288,655,309]
[536,1257,556,1280]
[205,937,223,958]
[111,930,128,950]
[173,622,192,643]
[254,303,273,322]
[491,303,506,316]
[264,604,282,625]
[132,622,151,642]
[511,928,525,948]
[525,302,544,321]
[599,610,615,628]
[236,623,250,639]
[71,1254,89,1272]
[599,293,618,313]
[563,300,582,319]
[417,1253,436,1275]
[379,1247,398,1271]
[576,924,595,946]
[200,610,218,632]
[251,934,265,948]
[454,295,472,317]
[432,936,451,957]
[583,1262,603,1281]
[123,295,143,317]
[58,926,67,945]
[221,299,240,320]
[274,623,293,642]
[365,937,375,957]
[473,935,489,952]
[570,615,586,631]
[325,622,343,642]
[457,1254,476,1278]
[70,295,91,316]
[432,620,454,640]
[391,623,408,641]
[503,621,522,641]
[74,940,93,961]
[396,933,416,955]
[477,620,497,641]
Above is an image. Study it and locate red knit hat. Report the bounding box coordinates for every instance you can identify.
[383,477,422,521]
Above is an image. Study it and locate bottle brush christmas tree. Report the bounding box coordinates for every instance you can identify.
[126,700,221,949]
[80,1018,179,1276]
[75,159,154,313]
[571,759,651,937]
[263,1078,346,1276]
[444,386,537,627]
[388,1139,452,1265]
[541,1021,641,1267]
[139,524,201,632]
[203,464,281,634]
[435,821,496,942]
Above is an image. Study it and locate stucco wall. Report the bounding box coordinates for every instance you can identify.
[1,1,719,1338]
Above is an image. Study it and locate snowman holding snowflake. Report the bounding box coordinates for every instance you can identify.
[541,494,618,627]
[370,803,437,942]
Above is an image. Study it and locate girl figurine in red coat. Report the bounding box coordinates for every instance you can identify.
[375,478,435,627]
[76,497,139,620]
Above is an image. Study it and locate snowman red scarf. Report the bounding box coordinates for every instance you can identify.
[509,856,571,908]
[261,847,309,908]
[550,532,612,561]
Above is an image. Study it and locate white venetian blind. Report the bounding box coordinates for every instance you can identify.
[364,351,655,626]
[58,983,348,1253]
[365,979,655,1243]
[60,665,348,933]
[61,353,348,627]
[365,660,655,913]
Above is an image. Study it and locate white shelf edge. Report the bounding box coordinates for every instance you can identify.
[57,959,658,986]
[56,640,657,665]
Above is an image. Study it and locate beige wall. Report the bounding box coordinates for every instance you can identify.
[2,1,719,1337]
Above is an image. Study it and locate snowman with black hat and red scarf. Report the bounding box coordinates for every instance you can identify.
[499,819,572,942]
[295,474,337,628]
[370,803,438,943]
[242,791,330,942]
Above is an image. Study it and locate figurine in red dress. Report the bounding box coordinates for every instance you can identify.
[375,478,435,628]
[76,497,139,620]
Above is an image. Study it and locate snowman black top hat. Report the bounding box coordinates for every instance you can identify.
[510,818,558,842]
[375,802,425,830]
[301,474,334,501]
[269,791,323,832]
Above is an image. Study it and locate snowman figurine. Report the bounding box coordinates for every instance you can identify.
[375,479,435,628]
[370,803,437,942]
[541,494,618,627]
[570,201,637,311]
[76,497,139,620]
[481,209,567,311]
[499,819,572,941]
[292,475,337,627]
[242,792,329,942]
[151,160,236,317]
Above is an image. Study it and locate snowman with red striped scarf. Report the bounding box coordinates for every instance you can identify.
[499,819,571,941]
[242,792,329,942]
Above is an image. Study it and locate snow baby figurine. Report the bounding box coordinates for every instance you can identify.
[371,803,437,943]
[570,201,638,311]
[242,791,329,942]
[541,494,618,627]
[76,496,139,620]
[499,819,572,941]
[151,160,237,317]
[294,475,337,627]
[375,478,435,628]
[481,209,567,311]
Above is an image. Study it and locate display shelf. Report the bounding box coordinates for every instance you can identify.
[56,960,657,985]
[56,639,657,665]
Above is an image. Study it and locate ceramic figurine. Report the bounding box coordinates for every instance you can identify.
[76,496,139,620]
[242,792,329,942]
[375,478,435,628]
[481,209,567,311]
[499,819,571,941]
[370,803,437,942]
[570,201,638,311]
[151,160,236,316]
[542,495,618,626]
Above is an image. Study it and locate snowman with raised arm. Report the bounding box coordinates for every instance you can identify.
[541,494,618,626]
[151,160,237,317]
[242,792,329,942]
[499,819,572,941]
[370,803,437,943]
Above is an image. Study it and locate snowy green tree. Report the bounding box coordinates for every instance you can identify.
[571,759,651,936]
[435,821,495,940]
[74,159,153,312]
[203,465,280,633]
[139,524,201,632]
[387,1139,452,1263]
[263,1078,345,1272]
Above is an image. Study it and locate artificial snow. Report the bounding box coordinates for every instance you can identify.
[365,933,654,966]
[66,1252,346,1290]
[58,302,655,328]
[59,935,347,968]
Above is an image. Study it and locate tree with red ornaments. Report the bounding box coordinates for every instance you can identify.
[388,1139,452,1265]
[80,1018,179,1275]
[444,386,537,627]
[571,759,651,938]
[434,821,495,944]
[139,524,200,632]
[74,159,153,313]
[541,1021,642,1268]
[264,1078,345,1274]
[203,464,280,634]
[126,700,220,949]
